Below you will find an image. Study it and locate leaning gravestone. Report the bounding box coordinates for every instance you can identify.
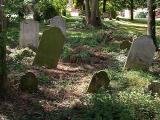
[19,19,39,48]
[33,27,65,68]
[124,35,156,70]
[87,71,110,93]
[19,72,38,93]
[50,16,66,36]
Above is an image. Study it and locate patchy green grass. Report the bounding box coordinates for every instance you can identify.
[2,17,160,120]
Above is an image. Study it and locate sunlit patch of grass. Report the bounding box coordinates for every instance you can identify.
[123,70,154,88]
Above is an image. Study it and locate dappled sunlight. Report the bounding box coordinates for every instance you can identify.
[116,20,148,27]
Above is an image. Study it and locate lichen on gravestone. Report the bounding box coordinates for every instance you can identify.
[124,35,156,70]
[19,72,38,93]
[145,81,160,96]
[120,40,132,50]
[87,70,110,93]
[33,27,65,68]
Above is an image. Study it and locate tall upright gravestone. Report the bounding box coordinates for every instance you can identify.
[50,16,66,37]
[19,19,39,48]
[33,27,65,68]
[124,35,156,70]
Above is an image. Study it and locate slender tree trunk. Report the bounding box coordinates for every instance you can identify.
[130,0,134,21]
[84,0,91,24]
[147,0,158,51]
[0,0,7,96]
[90,0,101,27]
[102,0,107,13]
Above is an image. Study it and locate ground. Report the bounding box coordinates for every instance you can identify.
[0,17,160,120]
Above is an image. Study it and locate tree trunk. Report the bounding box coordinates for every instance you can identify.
[90,0,101,27]
[147,0,158,51]
[84,0,91,24]
[130,0,134,21]
[102,0,107,13]
[0,0,8,96]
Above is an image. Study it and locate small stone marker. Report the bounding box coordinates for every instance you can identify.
[33,27,65,68]
[19,19,39,48]
[50,16,66,36]
[120,40,132,50]
[145,81,160,96]
[19,72,38,93]
[87,71,110,93]
[124,35,156,70]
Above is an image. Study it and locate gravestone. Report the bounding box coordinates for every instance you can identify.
[87,71,110,93]
[124,35,156,70]
[19,19,39,48]
[19,72,38,93]
[33,27,65,68]
[145,81,160,96]
[50,16,66,36]
[120,40,132,50]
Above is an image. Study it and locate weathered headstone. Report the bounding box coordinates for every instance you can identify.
[50,16,66,36]
[33,27,65,68]
[120,40,132,50]
[124,35,156,70]
[145,81,160,96]
[19,72,38,93]
[87,71,110,93]
[19,19,39,48]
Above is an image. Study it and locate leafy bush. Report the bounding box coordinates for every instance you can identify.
[8,48,35,61]
[135,12,147,18]
[34,0,58,20]
[86,89,160,120]
[61,44,72,61]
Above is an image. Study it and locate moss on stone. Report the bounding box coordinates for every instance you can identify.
[87,70,110,93]
[33,27,65,68]
[19,72,38,93]
[120,40,131,50]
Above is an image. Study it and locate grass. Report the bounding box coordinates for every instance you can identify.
[2,17,160,120]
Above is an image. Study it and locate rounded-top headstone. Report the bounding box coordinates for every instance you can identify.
[87,70,110,93]
[33,27,65,68]
[145,81,160,96]
[120,40,132,50]
[124,35,156,70]
[19,72,38,93]
[50,16,66,37]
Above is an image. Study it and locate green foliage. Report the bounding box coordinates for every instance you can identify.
[69,20,86,29]
[6,25,19,47]
[34,0,58,20]
[76,50,92,58]
[61,44,72,60]
[52,0,67,15]
[135,12,147,18]
[9,48,35,61]
[86,70,160,119]
[5,0,33,20]
[73,0,84,9]
[38,74,51,85]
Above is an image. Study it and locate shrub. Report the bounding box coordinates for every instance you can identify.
[135,12,147,18]
[34,1,58,21]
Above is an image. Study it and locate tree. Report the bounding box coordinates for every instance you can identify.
[124,0,147,20]
[130,0,134,20]
[102,0,107,13]
[90,0,101,27]
[0,0,8,96]
[84,0,101,27]
[147,0,158,50]
[84,0,91,24]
